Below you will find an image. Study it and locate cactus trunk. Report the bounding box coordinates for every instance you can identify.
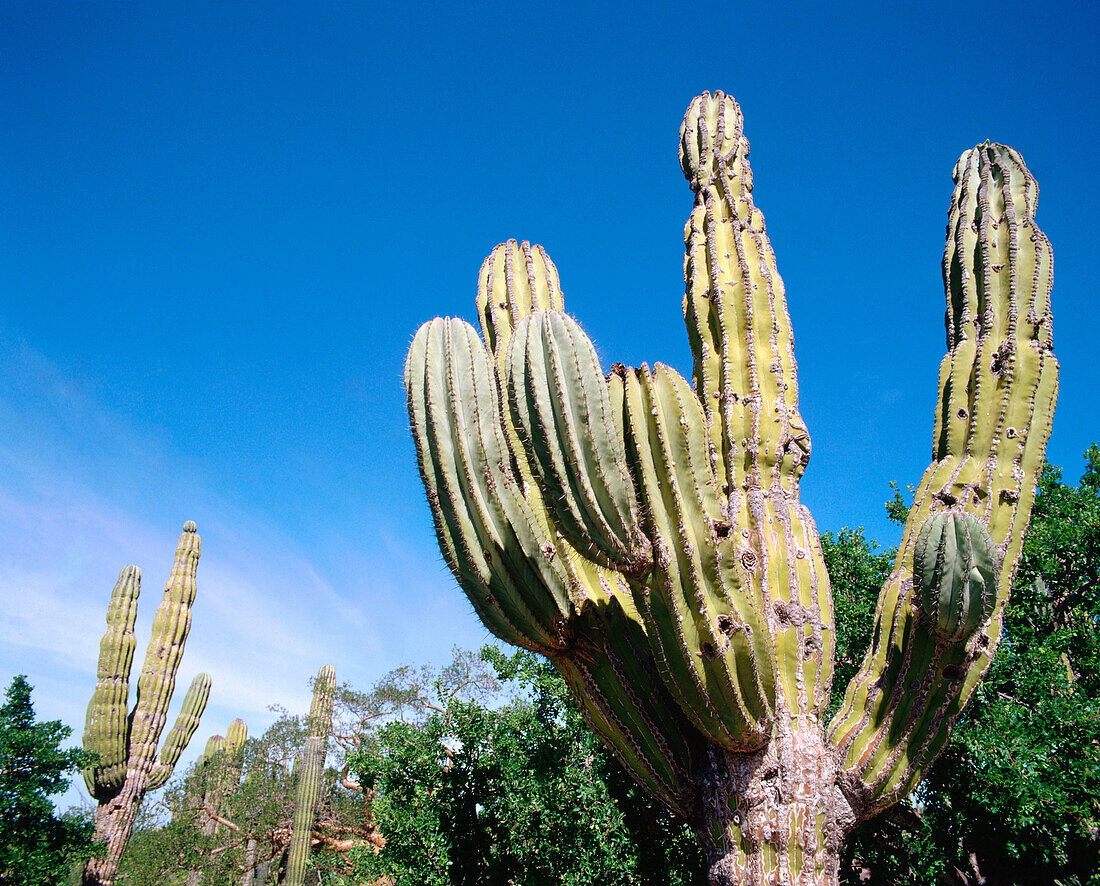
[83,523,210,886]
[699,731,854,886]
[283,665,335,886]
[405,92,1058,886]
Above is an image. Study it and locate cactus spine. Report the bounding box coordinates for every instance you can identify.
[82,522,211,886]
[284,665,335,886]
[406,93,1058,885]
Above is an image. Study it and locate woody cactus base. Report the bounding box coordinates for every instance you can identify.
[82,523,211,886]
[405,92,1058,885]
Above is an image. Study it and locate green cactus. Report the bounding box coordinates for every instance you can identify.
[406,92,1058,885]
[185,720,248,886]
[285,665,335,886]
[913,511,999,643]
[82,522,211,886]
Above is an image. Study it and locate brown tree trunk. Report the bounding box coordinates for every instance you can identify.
[698,725,858,886]
[82,773,148,886]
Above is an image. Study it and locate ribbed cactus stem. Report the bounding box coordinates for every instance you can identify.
[285,738,324,886]
[82,523,211,886]
[284,666,335,885]
[914,511,999,643]
[405,92,1057,886]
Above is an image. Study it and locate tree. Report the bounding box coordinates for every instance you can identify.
[351,647,704,886]
[0,675,95,885]
[831,448,1100,885]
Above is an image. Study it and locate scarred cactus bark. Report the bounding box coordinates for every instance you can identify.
[405,93,1058,885]
[82,523,211,886]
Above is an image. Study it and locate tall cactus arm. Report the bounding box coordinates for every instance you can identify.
[83,565,142,799]
[308,665,336,737]
[506,311,649,572]
[405,318,576,653]
[147,673,212,790]
[127,522,202,779]
[679,92,834,726]
[679,92,810,496]
[624,363,776,751]
[827,143,1058,815]
[285,737,325,886]
[477,239,564,365]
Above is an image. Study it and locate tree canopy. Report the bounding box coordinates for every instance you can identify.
[0,675,95,885]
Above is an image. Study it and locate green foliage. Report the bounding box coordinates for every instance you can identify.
[0,676,95,885]
[820,529,892,722]
[836,448,1100,885]
[352,648,704,886]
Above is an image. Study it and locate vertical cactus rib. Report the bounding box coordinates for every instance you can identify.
[828,143,1057,814]
[83,565,142,799]
[506,311,648,572]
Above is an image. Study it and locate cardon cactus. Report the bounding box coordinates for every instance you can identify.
[285,665,335,886]
[184,719,248,886]
[405,92,1058,885]
[82,522,211,886]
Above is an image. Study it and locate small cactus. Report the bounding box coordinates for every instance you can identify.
[914,511,999,643]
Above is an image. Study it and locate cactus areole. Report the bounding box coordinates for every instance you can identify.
[405,92,1058,885]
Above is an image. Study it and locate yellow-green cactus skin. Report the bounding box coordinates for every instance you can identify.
[285,665,336,886]
[405,95,1058,886]
[82,523,211,886]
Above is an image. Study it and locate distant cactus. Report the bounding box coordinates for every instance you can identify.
[285,665,335,886]
[82,522,211,886]
[405,93,1058,885]
[185,719,248,886]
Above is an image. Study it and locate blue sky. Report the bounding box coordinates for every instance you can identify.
[2,1,1097,810]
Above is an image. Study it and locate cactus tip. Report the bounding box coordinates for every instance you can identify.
[183,521,197,533]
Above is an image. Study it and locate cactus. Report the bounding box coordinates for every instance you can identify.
[405,92,1058,885]
[184,720,248,886]
[913,511,999,643]
[82,522,211,886]
[284,665,335,886]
